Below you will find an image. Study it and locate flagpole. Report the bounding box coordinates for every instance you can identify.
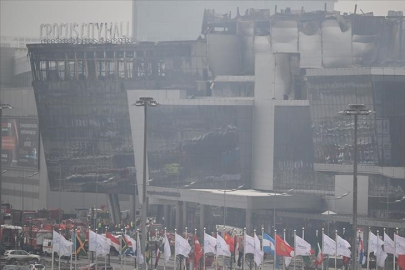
[88,227,91,270]
[321,228,324,270]
[293,230,296,270]
[70,229,73,270]
[383,228,386,270]
[273,229,277,270]
[155,228,159,269]
[95,229,98,270]
[216,229,219,270]
[254,229,257,270]
[261,227,265,270]
[334,230,337,270]
[120,229,123,270]
[105,227,108,270]
[51,231,55,270]
[283,229,286,270]
[194,228,198,270]
[137,229,141,270]
[301,227,304,270]
[58,228,61,270]
[74,229,77,270]
[233,228,236,270]
[203,228,206,270]
[174,229,177,270]
[395,227,399,270]
[377,230,380,269]
[185,227,188,270]
[243,227,246,270]
[367,227,370,270]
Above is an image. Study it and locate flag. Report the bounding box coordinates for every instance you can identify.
[336,235,351,258]
[384,232,395,255]
[76,233,87,256]
[136,233,145,264]
[224,233,235,253]
[262,233,275,255]
[155,242,161,269]
[369,231,381,254]
[71,230,77,255]
[106,232,120,252]
[175,233,191,257]
[398,255,405,270]
[253,233,264,266]
[124,235,135,257]
[395,234,405,255]
[204,233,216,254]
[315,243,324,267]
[217,234,231,257]
[244,234,255,255]
[121,234,130,254]
[294,235,311,256]
[358,236,366,265]
[322,233,336,256]
[53,230,73,257]
[376,250,388,267]
[275,234,294,257]
[194,235,203,269]
[164,234,171,263]
[283,239,293,267]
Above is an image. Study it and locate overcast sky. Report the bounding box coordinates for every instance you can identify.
[1,0,404,37]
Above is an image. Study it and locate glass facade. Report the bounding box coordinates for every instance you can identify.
[307,73,405,167]
[33,80,135,193]
[146,104,252,188]
[273,106,332,192]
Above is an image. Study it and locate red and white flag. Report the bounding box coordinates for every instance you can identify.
[315,243,324,267]
[106,232,120,252]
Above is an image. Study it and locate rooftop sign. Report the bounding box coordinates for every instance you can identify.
[40,22,130,41]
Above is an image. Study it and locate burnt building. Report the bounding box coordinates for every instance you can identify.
[28,9,405,232]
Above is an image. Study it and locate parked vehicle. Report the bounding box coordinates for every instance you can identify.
[29,264,45,270]
[81,263,114,270]
[0,250,40,264]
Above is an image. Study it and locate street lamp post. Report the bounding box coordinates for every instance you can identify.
[133,97,158,270]
[269,189,294,231]
[339,104,372,270]
[219,184,244,226]
[0,103,12,224]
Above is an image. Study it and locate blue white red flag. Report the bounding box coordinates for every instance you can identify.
[358,236,366,265]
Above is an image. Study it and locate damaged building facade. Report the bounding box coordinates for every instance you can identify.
[28,9,405,231]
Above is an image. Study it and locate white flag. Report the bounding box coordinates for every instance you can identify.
[52,230,73,257]
[164,234,171,263]
[294,235,311,256]
[253,233,264,266]
[204,233,217,254]
[244,234,255,255]
[175,233,191,257]
[136,233,144,264]
[95,234,111,256]
[322,233,336,256]
[336,235,351,258]
[377,250,388,267]
[217,234,231,257]
[395,234,405,255]
[384,232,395,255]
[369,231,382,254]
[89,230,97,252]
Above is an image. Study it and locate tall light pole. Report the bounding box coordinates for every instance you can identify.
[269,189,294,231]
[0,103,12,224]
[338,104,372,270]
[219,184,244,226]
[133,97,158,270]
